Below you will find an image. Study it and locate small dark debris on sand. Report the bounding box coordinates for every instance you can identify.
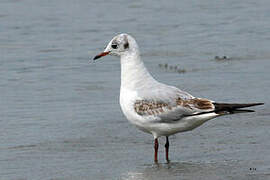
[158,63,187,74]
[214,56,231,61]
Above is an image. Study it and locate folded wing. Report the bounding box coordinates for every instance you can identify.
[133,85,263,122]
[134,96,215,122]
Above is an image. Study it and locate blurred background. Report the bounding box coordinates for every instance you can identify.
[0,0,269,179]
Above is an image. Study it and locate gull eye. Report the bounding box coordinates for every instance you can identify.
[124,42,129,49]
[111,44,118,49]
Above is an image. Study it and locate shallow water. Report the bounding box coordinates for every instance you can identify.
[1,0,270,179]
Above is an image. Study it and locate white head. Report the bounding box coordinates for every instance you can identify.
[93,33,139,60]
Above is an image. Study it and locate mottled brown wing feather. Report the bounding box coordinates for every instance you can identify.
[134,100,169,116]
[134,98,215,116]
[177,98,214,110]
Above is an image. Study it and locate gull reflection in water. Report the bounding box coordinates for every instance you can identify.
[121,161,242,180]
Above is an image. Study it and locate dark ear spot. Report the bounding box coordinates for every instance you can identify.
[124,42,129,49]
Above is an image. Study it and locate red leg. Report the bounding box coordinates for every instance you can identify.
[154,138,159,163]
[165,136,170,162]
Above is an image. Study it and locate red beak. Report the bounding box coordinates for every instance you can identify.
[93,51,110,60]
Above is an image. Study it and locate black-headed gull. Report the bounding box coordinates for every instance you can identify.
[93,33,263,163]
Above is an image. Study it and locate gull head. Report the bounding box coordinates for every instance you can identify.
[93,33,138,60]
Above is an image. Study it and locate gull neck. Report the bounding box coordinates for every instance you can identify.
[120,50,156,90]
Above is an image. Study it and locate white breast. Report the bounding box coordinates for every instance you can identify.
[120,88,155,134]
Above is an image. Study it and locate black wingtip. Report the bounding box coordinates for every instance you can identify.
[213,102,264,113]
[255,103,264,106]
[231,109,255,113]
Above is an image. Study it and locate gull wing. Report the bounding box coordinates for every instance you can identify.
[134,84,215,122]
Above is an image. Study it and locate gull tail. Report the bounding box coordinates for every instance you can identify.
[213,102,264,114]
